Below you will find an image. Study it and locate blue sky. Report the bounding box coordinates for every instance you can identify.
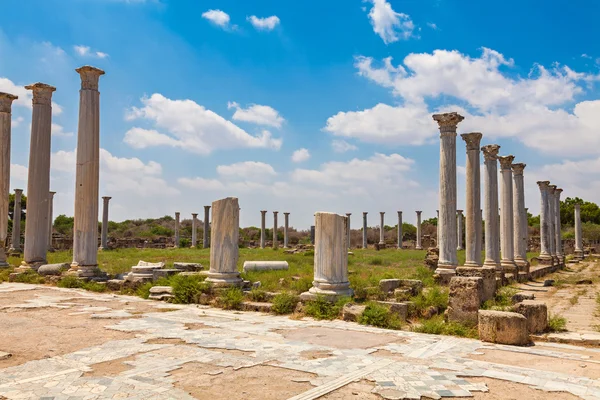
[1,0,600,229]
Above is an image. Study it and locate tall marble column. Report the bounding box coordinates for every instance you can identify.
[206,197,242,287]
[300,212,353,300]
[433,112,464,273]
[512,164,528,271]
[456,210,464,251]
[69,67,105,276]
[436,210,440,245]
[461,132,482,266]
[498,155,517,274]
[477,208,483,265]
[362,212,368,249]
[191,213,198,248]
[283,212,290,248]
[260,210,267,249]
[99,196,111,250]
[397,211,403,249]
[174,212,180,247]
[415,211,423,250]
[482,145,501,269]
[22,83,56,270]
[0,93,17,266]
[574,203,584,260]
[273,211,279,249]
[310,225,315,245]
[346,213,351,249]
[554,188,564,265]
[9,189,23,252]
[47,191,55,252]
[203,205,211,248]
[537,181,553,264]
[547,185,558,265]
[379,212,385,245]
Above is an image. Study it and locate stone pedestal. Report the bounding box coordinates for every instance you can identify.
[174,212,180,248]
[283,212,290,248]
[0,93,17,267]
[456,210,464,251]
[205,197,242,287]
[554,188,564,265]
[433,112,464,275]
[191,213,198,247]
[362,212,368,249]
[9,189,23,253]
[498,155,517,274]
[512,164,529,273]
[482,145,501,271]
[379,212,385,245]
[21,83,56,271]
[574,203,584,260]
[203,205,211,248]
[47,191,55,252]
[415,211,423,250]
[260,210,267,249]
[273,211,279,249]
[460,132,482,266]
[301,212,353,300]
[99,196,111,250]
[397,211,403,249]
[346,213,351,249]
[537,181,554,265]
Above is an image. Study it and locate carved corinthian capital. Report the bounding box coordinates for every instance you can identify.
[481,144,500,161]
[497,155,515,170]
[24,83,56,106]
[0,92,18,113]
[460,132,483,151]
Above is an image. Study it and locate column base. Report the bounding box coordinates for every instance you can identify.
[483,260,500,269]
[14,260,45,273]
[300,280,353,302]
[415,246,423,250]
[68,263,103,279]
[463,261,483,268]
[205,271,243,288]
[537,255,554,266]
[456,247,464,251]
[574,250,584,260]
[557,254,565,265]
[8,247,22,254]
[514,258,530,274]
[433,267,456,285]
[501,259,518,275]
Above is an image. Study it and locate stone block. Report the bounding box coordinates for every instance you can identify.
[447,277,483,325]
[106,279,124,291]
[342,303,366,322]
[543,279,555,287]
[149,286,173,295]
[137,260,165,268]
[241,301,273,313]
[511,292,535,304]
[243,261,289,272]
[478,310,529,345]
[379,279,422,295]
[153,269,181,281]
[376,301,408,321]
[173,262,203,271]
[456,266,496,302]
[513,300,548,334]
[379,279,401,293]
[37,263,69,276]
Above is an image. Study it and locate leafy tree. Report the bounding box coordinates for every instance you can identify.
[53,214,74,235]
[423,217,437,226]
[401,222,417,240]
[561,197,600,226]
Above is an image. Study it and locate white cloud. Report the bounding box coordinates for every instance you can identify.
[11,116,24,127]
[247,15,280,31]
[216,161,276,179]
[96,52,109,59]
[366,0,415,44]
[228,101,285,128]
[178,177,225,191]
[331,139,358,153]
[202,9,235,30]
[10,164,27,182]
[0,77,65,116]
[51,123,74,137]
[291,148,310,163]
[124,94,282,154]
[427,22,439,30]
[74,45,109,59]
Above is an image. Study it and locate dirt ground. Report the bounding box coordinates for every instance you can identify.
[276,327,404,349]
[470,378,579,400]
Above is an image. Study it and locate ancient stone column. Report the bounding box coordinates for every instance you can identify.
[547,185,558,265]
[415,211,423,250]
[537,181,553,264]
[346,213,351,249]
[191,213,198,248]
[512,163,528,271]
[260,210,267,249]
[498,155,517,274]
[379,212,385,245]
[99,196,111,250]
[456,210,464,251]
[477,208,483,264]
[9,189,23,252]
[362,212,368,249]
[47,191,55,252]
[554,188,564,265]
[203,205,211,248]
[310,225,315,245]
[300,212,353,300]
[206,197,242,287]
[436,210,440,245]
[482,145,501,270]
[22,83,56,270]
[0,93,17,266]
[433,112,464,273]
[174,212,180,248]
[461,132,482,266]
[397,211,403,249]
[574,203,584,260]
[273,211,279,249]
[284,212,290,248]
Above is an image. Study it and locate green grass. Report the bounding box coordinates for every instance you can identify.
[304,296,351,320]
[358,302,403,329]
[548,314,568,332]
[57,276,107,292]
[412,285,449,316]
[216,287,244,310]
[482,286,519,311]
[10,269,45,284]
[412,315,478,338]
[271,292,298,314]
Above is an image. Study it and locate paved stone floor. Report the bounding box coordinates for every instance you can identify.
[0,283,599,399]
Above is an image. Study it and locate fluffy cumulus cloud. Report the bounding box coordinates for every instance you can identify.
[325,48,600,155]
[291,148,310,163]
[52,123,74,137]
[216,161,276,179]
[331,139,358,153]
[366,0,415,44]
[247,15,280,31]
[202,9,234,30]
[0,77,65,116]
[124,94,282,154]
[228,101,285,128]
[73,45,109,58]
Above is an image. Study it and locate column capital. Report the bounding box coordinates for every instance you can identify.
[460,132,483,151]
[204,205,211,210]
[457,209,463,214]
[284,212,290,216]
[14,188,23,195]
[416,210,422,215]
[260,210,267,214]
[555,188,563,196]
[380,211,385,215]
[497,155,515,170]
[102,196,112,201]
[511,163,526,175]
[397,211,402,215]
[363,211,368,216]
[273,211,279,215]
[575,202,581,210]
[25,83,56,106]
[76,66,105,90]
[192,213,198,218]
[537,180,550,190]
[481,144,500,161]
[49,191,56,197]
[432,112,464,135]
[548,184,557,194]
[346,213,351,217]
[175,211,180,216]
[0,92,18,113]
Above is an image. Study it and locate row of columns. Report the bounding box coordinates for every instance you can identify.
[537,182,565,265]
[259,210,290,249]
[171,208,211,248]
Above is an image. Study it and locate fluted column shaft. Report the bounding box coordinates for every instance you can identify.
[362,212,368,249]
[260,210,267,248]
[498,155,517,273]
[436,210,440,245]
[100,196,111,250]
[482,145,501,269]
[273,211,279,249]
[461,132,482,266]
[574,203,583,259]
[47,191,55,252]
[537,181,552,262]
[547,186,557,264]
[555,189,564,264]
[416,211,423,250]
[456,210,464,251]
[397,211,403,249]
[512,164,528,270]
[191,213,198,247]
[206,197,242,287]
[173,212,180,247]
[346,213,351,249]
[379,212,385,245]
[0,93,17,266]
[23,83,56,268]
[203,206,211,248]
[284,212,290,248]
[10,189,23,252]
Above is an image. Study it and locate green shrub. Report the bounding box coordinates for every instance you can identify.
[358,302,402,329]
[412,315,477,338]
[217,287,244,310]
[350,279,368,302]
[412,286,448,314]
[371,257,383,266]
[57,275,83,288]
[136,282,153,299]
[0,267,12,283]
[289,277,313,294]
[82,281,107,293]
[414,266,435,287]
[248,288,268,302]
[482,286,518,310]
[171,275,211,304]
[366,286,387,301]
[548,314,567,332]
[304,296,350,320]
[179,238,191,248]
[10,270,44,284]
[272,292,298,314]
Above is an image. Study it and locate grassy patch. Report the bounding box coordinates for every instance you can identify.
[271,292,298,315]
[170,275,211,304]
[0,267,14,282]
[482,286,519,311]
[547,314,568,332]
[248,288,268,302]
[304,296,351,320]
[412,286,448,316]
[216,287,244,310]
[412,315,478,338]
[11,270,45,284]
[358,302,402,329]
